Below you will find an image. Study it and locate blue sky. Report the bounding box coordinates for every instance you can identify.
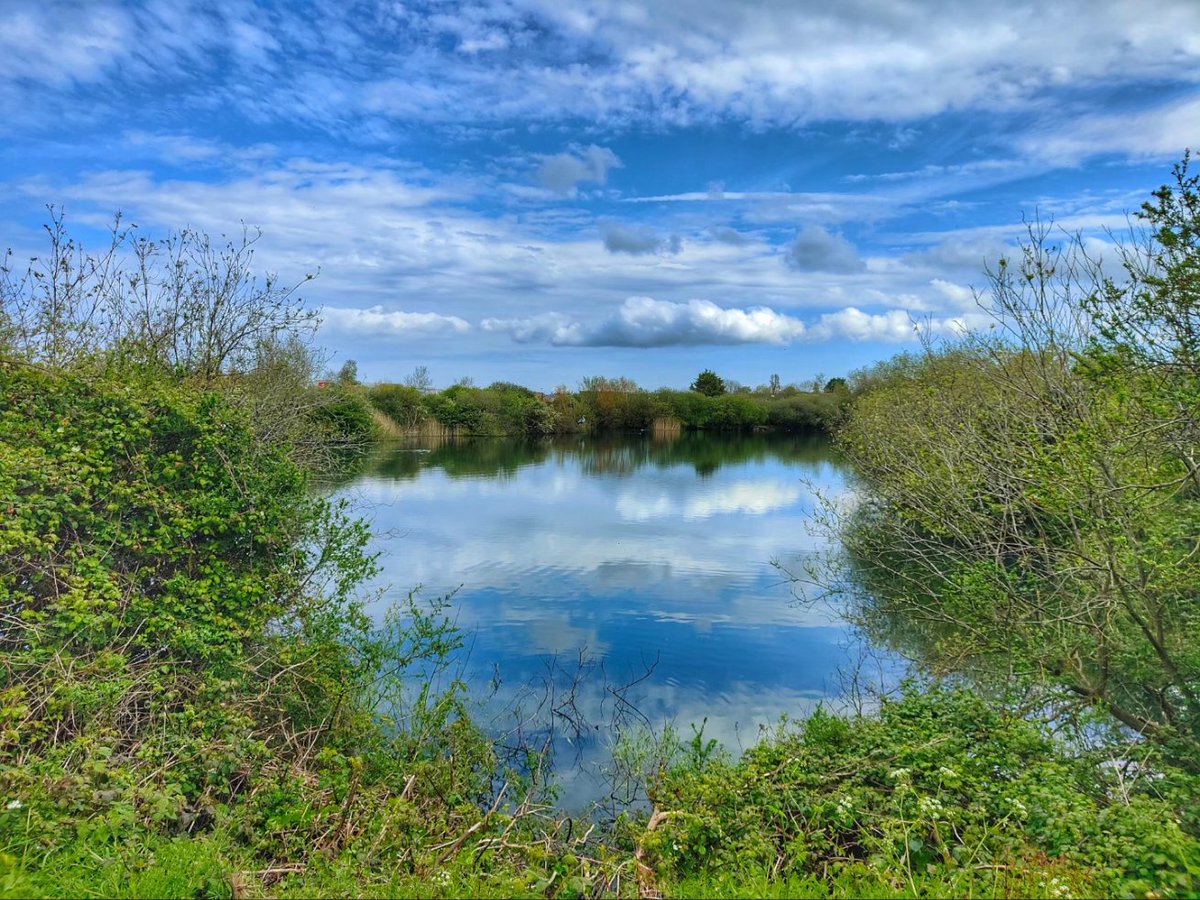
[3,0,1198,390]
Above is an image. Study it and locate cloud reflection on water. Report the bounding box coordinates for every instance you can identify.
[332,432,901,809]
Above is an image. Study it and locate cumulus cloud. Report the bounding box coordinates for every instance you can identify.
[930,278,979,309]
[602,225,682,255]
[483,299,996,349]
[785,226,865,273]
[480,312,581,344]
[321,305,470,336]
[808,307,992,342]
[485,296,807,347]
[536,145,622,195]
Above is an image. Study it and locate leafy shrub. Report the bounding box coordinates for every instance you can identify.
[309,384,379,444]
[368,382,428,429]
[645,686,1200,898]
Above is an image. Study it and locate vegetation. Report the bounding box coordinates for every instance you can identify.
[645,687,1199,899]
[361,373,850,438]
[5,161,1200,897]
[690,369,727,397]
[821,157,1200,867]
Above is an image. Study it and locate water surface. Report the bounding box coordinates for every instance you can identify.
[332,432,893,808]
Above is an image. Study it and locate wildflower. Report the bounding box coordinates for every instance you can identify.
[916,795,943,820]
[5,800,21,810]
[888,768,911,781]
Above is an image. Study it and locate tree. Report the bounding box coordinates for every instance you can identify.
[769,373,781,396]
[823,376,847,392]
[0,210,318,383]
[690,369,726,397]
[404,364,433,392]
[336,358,359,386]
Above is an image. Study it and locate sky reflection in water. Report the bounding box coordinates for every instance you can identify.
[332,432,900,809]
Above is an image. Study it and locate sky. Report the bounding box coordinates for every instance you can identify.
[2,0,1199,391]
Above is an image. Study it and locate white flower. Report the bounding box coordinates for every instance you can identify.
[916,795,943,819]
[6,800,22,810]
[1004,796,1028,817]
[888,768,911,781]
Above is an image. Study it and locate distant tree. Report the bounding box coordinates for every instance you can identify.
[580,375,638,393]
[807,372,826,392]
[454,375,476,388]
[404,365,433,392]
[691,369,726,397]
[336,359,359,386]
[769,373,781,396]
[823,376,847,392]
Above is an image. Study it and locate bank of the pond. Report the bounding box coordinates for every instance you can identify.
[345,377,852,442]
[4,362,1197,900]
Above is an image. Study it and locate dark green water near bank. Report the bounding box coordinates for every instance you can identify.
[331,431,900,809]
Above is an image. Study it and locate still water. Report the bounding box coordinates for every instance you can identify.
[332,431,895,809]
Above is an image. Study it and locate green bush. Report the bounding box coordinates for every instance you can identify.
[368,382,427,429]
[648,686,1200,899]
[309,384,379,444]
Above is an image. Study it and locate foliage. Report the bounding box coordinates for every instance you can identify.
[0,209,316,382]
[369,382,430,430]
[830,159,1200,792]
[690,369,727,397]
[308,383,380,446]
[646,687,1200,899]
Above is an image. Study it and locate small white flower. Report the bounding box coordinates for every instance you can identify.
[917,796,943,819]
[6,800,22,810]
[888,768,911,781]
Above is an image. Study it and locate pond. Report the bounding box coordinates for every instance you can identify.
[331,431,900,810]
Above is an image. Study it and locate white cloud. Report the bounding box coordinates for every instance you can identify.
[487,296,807,347]
[1020,95,1200,164]
[930,278,979,309]
[321,305,470,336]
[7,0,1197,154]
[808,307,992,342]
